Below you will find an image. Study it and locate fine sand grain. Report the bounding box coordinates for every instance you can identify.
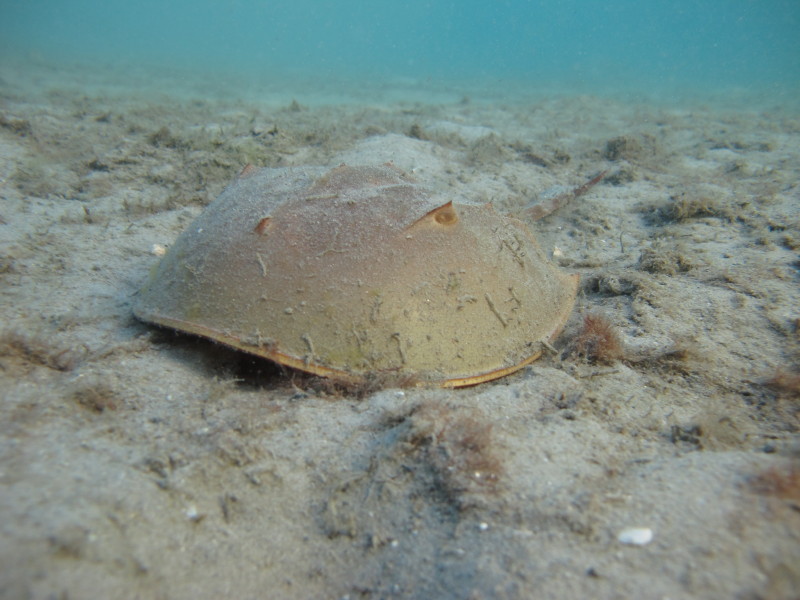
[1,59,799,600]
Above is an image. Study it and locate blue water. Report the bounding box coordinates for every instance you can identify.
[1,0,798,95]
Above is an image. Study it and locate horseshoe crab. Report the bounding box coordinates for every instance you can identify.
[133,163,603,387]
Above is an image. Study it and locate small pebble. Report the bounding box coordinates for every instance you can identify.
[185,505,203,522]
[617,527,653,546]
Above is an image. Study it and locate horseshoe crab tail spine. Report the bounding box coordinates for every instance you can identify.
[525,170,607,221]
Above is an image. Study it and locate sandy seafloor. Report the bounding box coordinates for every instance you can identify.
[0,57,799,600]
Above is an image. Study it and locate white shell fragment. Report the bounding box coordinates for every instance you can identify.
[617,527,653,546]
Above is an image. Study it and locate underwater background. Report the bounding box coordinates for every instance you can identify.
[2,0,799,98]
[3,2,800,599]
